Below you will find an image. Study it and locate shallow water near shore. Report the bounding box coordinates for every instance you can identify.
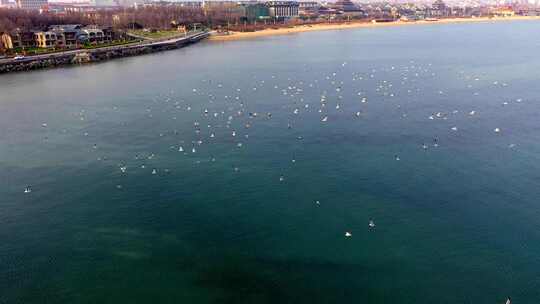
[2,20,540,303]
[208,16,540,41]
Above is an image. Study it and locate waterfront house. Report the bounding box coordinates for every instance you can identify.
[9,25,119,50]
[101,27,114,43]
[11,31,37,48]
[78,28,105,45]
[34,31,62,48]
[0,33,14,51]
[49,24,83,47]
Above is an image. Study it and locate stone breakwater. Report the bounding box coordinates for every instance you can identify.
[0,31,209,74]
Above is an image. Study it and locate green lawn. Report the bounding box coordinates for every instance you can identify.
[13,47,55,55]
[81,40,142,49]
[128,29,186,40]
[10,40,141,56]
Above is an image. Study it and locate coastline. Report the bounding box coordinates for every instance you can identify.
[0,31,209,74]
[209,16,540,41]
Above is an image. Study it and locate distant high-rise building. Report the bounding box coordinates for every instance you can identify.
[16,0,47,10]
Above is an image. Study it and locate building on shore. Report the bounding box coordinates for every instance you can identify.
[203,0,247,22]
[298,1,320,17]
[517,7,540,16]
[0,33,14,52]
[242,3,270,21]
[266,1,299,18]
[490,7,515,17]
[78,27,113,44]
[16,0,47,10]
[7,25,120,50]
[142,0,202,8]
[34,31,60,48]
[427,0,451,18]
[47,2,119,13]
[11,31,37,48]
[49,24,84,47]
[332,0,361,13]
[334,0,365,17]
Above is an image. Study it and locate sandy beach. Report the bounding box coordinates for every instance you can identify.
[209,16,540,41]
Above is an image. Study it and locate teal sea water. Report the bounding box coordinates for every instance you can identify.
[2,20,540,303]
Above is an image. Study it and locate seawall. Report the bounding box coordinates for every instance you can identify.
[0,31,209,74]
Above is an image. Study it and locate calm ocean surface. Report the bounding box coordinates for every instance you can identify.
[2,20,540,303]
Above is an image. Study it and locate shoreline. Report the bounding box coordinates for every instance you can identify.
[209,16,540,41]
[0,32,209,74]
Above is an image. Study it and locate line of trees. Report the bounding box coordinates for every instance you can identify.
[0,9,98,32]
[0,6,247,32]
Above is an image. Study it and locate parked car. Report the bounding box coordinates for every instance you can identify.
[14,55,26,60]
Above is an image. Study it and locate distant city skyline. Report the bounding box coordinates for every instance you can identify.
[2,0,537,9]
[39,0,539,4]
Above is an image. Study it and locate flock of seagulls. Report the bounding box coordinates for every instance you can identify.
[24,60,525,238]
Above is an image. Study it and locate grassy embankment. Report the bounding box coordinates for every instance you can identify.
[10,39,142,56]
[128,29,187,40]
